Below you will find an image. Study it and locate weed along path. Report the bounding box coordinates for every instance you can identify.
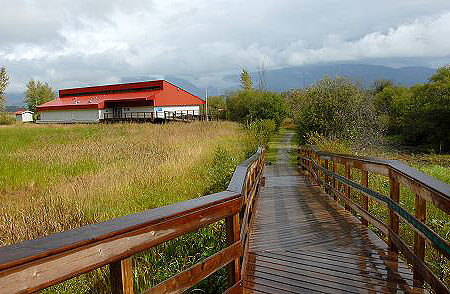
[242,130,427,293]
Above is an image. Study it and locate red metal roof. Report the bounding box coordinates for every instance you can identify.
[14,110,26,115]
[37,80,205,111]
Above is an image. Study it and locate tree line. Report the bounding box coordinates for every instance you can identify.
[213,66,450,152]
[0,66,56,123]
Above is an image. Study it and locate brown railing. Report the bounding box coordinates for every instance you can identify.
[0,148,264,293]
[103,110,217,122]
[104,111,156,120]
[299,145,450,293]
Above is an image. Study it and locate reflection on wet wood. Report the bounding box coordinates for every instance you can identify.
[243,132,428,294]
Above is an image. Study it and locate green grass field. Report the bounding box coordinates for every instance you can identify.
[0,121,258,292]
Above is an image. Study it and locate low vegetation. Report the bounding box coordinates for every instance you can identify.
[373,65,450,152]
[284,67,450,288]
[0,112,15,125]
[0,121,260,292]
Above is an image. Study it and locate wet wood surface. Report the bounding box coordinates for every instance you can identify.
[243,131,428,293]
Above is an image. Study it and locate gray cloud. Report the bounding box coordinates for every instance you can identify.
[1,0,450,98]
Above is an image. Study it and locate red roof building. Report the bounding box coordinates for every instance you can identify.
[37,80,205,123]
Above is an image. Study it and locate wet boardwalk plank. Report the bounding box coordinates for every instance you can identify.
[243,131,427,294]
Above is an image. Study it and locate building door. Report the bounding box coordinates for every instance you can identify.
[113,107,122,118]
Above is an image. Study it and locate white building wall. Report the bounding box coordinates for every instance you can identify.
[21,112,34,122]
[153,106,200,119]
[39,109,99,123]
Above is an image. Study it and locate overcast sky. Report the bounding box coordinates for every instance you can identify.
[1,0,450,98]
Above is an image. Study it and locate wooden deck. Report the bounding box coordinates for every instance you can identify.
[242,132,427,293]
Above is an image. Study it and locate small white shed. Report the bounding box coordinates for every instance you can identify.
[15,110,34,123]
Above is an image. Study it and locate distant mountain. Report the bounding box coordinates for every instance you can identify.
[225,64,436,92]
[120,75,204,97]
[4,63,437,105]
[4,93,24,107]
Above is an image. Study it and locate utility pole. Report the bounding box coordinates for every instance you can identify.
[205,88,208,121]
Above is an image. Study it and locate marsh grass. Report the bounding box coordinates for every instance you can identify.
[0,121,258,292]
[311,136,450,287]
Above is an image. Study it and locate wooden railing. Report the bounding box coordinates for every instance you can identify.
[0,148,265,293]
[103,110,217,122]
[298,146,450,293]
[104,111,156,120]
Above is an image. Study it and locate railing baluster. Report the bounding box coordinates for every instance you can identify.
[110,258,133,294]
[332,161,337,201]
[389,171,400,252]
[345,163,351,211]
[226,214,240,287]
[324,159,329,193]
[414,194,426,286]
[361,170,369,227]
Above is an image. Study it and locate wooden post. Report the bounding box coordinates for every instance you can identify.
[389,171,400,252]
[226,214,240,287]
[413,194,426,286]
[332,161,337,201]
[110,258,133,294]
[324,160,329,193]
[361,170,369,227]
[318,158,322,182]
[344,163,351,211]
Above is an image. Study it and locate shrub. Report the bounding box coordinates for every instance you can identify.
[227,90,286,130]
[0,113,15,125]
[288,77,384,147]
[245,119,276,147]
[373,65,450,152]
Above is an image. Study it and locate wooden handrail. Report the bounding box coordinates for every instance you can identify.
[0,147,265,293]
[299,145,450,293]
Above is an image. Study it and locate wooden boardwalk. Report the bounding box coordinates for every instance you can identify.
[242,131,427,293]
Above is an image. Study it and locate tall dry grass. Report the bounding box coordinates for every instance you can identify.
[0,121,255,246]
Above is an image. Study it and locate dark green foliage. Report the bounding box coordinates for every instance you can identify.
[245,119,276,147]
[0,66,9,113]
[207,96,227,119]
[227,90,286,130]
[374,65,450,151]
[288,77,383,146]
[240,68,253,90]
[24,80,56,113]
[206,146,240,194]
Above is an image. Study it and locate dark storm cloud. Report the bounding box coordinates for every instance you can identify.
[0,0,449,95]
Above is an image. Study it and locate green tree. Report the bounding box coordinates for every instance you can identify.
[288,77,383,145]
[207,96,227,119]
[0,66,9,113]
[404,66,450,151]
[373,84,412,134]
[240,69,253,91]
[227,90,286,129]
[371,79,393,95]
[24,80,56,113]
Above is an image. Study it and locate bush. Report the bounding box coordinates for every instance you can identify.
[227,90,286,130]
[288,77,384,147]
[0,113,15,125]
[245,119,276,147]
[373,65,450,151]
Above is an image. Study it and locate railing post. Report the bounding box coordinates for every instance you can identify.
[324,159,329,193]
[226,214,240,287]
[110,257,133,294]
[344,163,351,211]
[414,194,426,286]
[332,161,337,201]
[361,170,369,227]
[389,171,400,252]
